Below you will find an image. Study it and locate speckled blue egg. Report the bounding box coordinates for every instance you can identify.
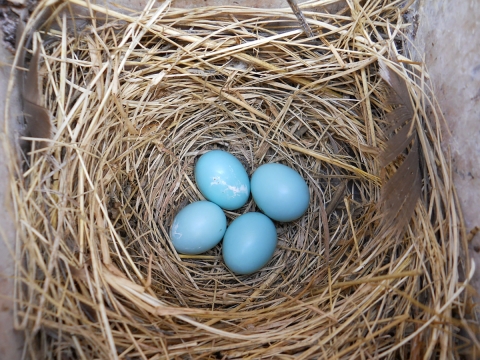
[222,212,277,275]
[170,201,227,255]
[194,150,250,210]
[251,163,310,222]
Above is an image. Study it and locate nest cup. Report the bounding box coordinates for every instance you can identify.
[9,0,471,358]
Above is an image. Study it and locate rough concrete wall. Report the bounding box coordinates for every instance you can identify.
[408,0,480,309]
[0,34,24,360]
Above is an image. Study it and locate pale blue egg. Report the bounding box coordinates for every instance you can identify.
[194,150,250,210]
[251,163,310,222]
[222,212,277,274]
[170,201,226,255]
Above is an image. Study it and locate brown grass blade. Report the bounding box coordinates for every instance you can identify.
[380,60,414,114]
[385,106,415,134]
[22,41,51,150]
[380,122,414,166]
[377,58,421,235]
[23,45,40,105]
[379,139,422,233]
[286,0,314,38]
[23,101,53,144]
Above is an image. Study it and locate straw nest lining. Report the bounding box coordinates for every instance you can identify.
[10,0,470,358]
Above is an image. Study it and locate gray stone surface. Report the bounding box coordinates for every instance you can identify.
[408,0,480,313]
[0,34,24,360]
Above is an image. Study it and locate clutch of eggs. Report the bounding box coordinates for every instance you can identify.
[169,150,310,274]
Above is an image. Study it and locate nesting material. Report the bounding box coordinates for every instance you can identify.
[8,0,472,358]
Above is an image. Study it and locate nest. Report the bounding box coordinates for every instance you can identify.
[8,0,472,358]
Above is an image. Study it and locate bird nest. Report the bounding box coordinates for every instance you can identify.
[7,0,472,358]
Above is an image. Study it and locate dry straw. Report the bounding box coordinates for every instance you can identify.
[5,0,475,358]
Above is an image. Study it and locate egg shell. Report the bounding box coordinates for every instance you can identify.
[170,201,227,255]
[251,163,310,222]
[194,150,250,210]
[222,212,277,275]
